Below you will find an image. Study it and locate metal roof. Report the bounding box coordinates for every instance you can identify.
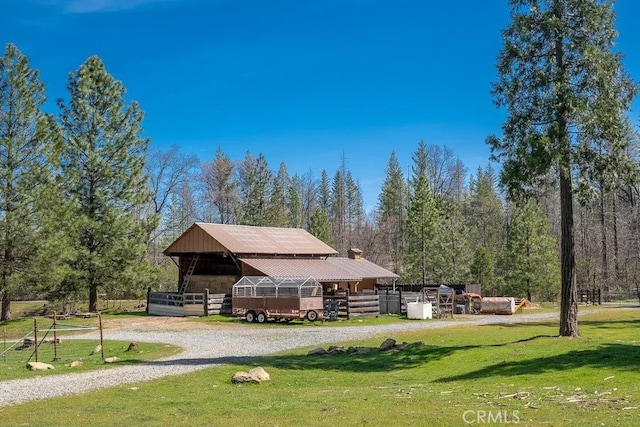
[163,223,338,256]
[239,257,399,282]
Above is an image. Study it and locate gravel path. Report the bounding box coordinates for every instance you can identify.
[0,311,566,407]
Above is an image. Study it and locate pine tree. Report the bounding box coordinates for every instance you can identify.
[287,173,304,228]
[404,143,439,285]
[488,0,637,336]
[377,151,405,274]
[309,208,333,246]
[505,199,560,301]
[57,56,153,312]
[470,246,496,293]
[202,146,236,224]
[0,44,55,320]
[237,151,272,226]
[266,162,288,227]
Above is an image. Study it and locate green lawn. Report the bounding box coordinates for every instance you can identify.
[0,339,180,380]
[1,307,638,426]
[0,312,179,380]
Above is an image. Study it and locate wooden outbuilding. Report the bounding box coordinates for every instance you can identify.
[162,222,399,294]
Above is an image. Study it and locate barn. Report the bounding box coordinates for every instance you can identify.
[162,222,399,295]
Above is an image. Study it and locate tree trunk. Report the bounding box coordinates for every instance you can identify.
[599,182,609,300]
[0,289,10,321]
[612,193,620,278]
[89,282,98,313]
[555,10,579,338]
[559,170,579,337]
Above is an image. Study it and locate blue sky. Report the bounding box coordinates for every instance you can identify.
[3,0,640,211]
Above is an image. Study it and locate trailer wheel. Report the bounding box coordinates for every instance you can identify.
[245,311,256,323]
[306,310,318,322]
[256,312,267,324]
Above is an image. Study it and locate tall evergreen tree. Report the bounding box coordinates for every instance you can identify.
[202,146,236,224]
[266,162,289,227]
[237,151,272,226]
[405,145,439,284]
[58,56,153,312]
[377,151,406,274]
[345,171,364,245]
[466,165,504,253]
[505,199,560,301]
[318,169,331,214]
[331,168,346,253]
[287,173,304,228]
[0,44,54,319]
[488,0,637,336]
[309,208,333,246]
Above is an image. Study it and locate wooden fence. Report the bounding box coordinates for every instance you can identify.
[147,289,232,317]
[578,289,602,305]
[324,291,380,319]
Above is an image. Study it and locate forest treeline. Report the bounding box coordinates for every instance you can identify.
[3,4,640,322]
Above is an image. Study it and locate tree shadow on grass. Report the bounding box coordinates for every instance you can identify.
[219,335,556,374]
[436,343,640,383]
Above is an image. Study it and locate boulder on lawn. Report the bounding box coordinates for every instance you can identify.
[232,367,271,384]
[380,338,397,351]
[70,360,83,368]
[232,371,260,384]
[91,344,102,355]
[248,367,270,381]
[104,357,118,363]
[127,342,139,351]
[307,347,328,356]
[27,361,54,371]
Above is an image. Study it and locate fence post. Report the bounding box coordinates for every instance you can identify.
[33,318,38,363]
[99,313,104,363]
[53,312,59,361]
[204,288,210,316]
[146,287,151,314]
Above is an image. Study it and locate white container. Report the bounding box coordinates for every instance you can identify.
[407,302,433,320]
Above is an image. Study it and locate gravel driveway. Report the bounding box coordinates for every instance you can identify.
[0,311,564,407]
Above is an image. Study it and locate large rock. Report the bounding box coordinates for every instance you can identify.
[104,357,118,363]
[327,346,346,355]
[27,362,54,371]
[70,360,83,368]
[379,338,397,351]
[307,347,328,356]
[248,367,270,381]
[127,342,139,351]
[232,372,260,384]
[91,344,102,355]
[232,367,271,383]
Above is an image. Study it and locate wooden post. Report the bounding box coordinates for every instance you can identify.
[33,318,38,363]
[204,289,210,316]
[346,288,351,320]
[99,313,104,363]
[53,312,59,361]
[146,287,151,314]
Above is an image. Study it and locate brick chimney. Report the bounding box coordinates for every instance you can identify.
[347,248,362,260]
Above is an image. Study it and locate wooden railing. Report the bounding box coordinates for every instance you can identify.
[147,290,232,317]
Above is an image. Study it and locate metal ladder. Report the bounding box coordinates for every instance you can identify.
[179,254,199,294]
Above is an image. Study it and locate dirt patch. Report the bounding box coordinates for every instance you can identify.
[103,316,240,332]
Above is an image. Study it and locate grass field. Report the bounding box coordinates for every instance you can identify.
[0,307,638,426]
[0,308,179,381]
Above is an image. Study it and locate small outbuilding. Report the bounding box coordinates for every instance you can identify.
[162,222,399,294]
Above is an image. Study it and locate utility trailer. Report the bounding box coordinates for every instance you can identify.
[232,276,324,323]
